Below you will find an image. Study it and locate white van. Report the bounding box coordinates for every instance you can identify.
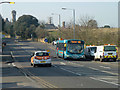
[84,46,97,60]
[85,44,118,62]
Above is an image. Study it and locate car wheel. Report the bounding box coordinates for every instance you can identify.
[47,64,51,67]
[100,57,103,62]
[91,56,94,60]
[113,59,116,62]
[33,64,36,67]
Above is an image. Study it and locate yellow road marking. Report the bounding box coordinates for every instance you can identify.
[22,68,58,88]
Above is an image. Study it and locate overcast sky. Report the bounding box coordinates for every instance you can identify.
[1,0,119,27]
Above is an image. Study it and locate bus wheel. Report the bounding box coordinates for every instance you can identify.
[57,53,60,58]
[85,55,88,59]
[63,55,67,60]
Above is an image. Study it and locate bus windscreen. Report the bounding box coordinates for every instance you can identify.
[67,43,84,54]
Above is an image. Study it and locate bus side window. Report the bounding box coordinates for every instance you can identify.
[64,47,66,51]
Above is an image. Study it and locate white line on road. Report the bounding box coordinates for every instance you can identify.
[12,63,16,66]
[100,70,118,76]
[8,63,11,65]
[89,67,99,71]
[60,62,66,65]
[53,65,82,76]
[67,61,84,67]
[60,67,82,76]
[89,67,118,76]
[90,77,119,86]
[100,66,111,69]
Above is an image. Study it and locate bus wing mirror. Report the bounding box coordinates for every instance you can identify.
[64,44,66,47]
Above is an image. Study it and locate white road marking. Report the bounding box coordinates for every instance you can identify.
[89,67,118,76]
[8,63,11,65]
[89,67,99,71]
[100,66,111,69]
[21,47,35,49]
[60,62,66,65]
[90,77,119,86]
[101,77,118,80]
[68,61,84,67]
[12,63,16,66]
[60,68,82,76]
[100,70,118,76]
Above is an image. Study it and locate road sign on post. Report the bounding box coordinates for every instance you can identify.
[44,38,48,42]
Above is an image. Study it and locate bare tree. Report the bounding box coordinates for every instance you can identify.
[35,26,49,39]
[88,19,97,28]
[78,15,95,29]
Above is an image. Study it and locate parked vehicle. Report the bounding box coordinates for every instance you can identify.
[31,51,51,67]
[85,44,118,62]
[52,41,57,46]
[2,42,6,47]
[84,45,96,60]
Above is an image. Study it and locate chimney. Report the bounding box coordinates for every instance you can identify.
[62,21,65,28]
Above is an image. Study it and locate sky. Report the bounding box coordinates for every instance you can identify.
[0,0,119,27]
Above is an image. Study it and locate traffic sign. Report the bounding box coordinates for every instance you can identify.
[44,38,48,42]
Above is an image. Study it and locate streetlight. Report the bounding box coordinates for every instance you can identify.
[0,2,15,4]
[51,13,61,38]
[62,7,75,39]
[0,1,15,39]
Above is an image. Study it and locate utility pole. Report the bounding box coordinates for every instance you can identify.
[62,7,76,39]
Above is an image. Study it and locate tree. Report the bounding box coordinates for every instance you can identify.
[35,26,49,39]
[14,15,39,39]
[88,19,97,28]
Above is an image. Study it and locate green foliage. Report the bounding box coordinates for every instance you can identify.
[2,18,5,31]
[14,15,39,39]
[47,35,56,43]
[35,26,49,39]
[3,21,15,38]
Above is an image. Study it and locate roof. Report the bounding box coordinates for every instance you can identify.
[45,24,58,29]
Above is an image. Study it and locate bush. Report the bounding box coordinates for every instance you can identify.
[47,35,57,43]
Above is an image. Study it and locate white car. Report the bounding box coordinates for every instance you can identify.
[31,51,51,67]
[52,41,57,45]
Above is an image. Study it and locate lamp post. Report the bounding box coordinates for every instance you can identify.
[0,1,15,39]
[62,7,75,39]
[51,13,61,38]
[0,2,15,4]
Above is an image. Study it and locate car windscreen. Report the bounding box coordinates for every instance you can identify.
[90,47,97,53]
[104,46,116,51]
[36,52,49,56]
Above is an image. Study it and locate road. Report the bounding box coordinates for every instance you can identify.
[2,38,119,89]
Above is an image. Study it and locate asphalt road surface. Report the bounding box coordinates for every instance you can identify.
[2,38,120,89]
